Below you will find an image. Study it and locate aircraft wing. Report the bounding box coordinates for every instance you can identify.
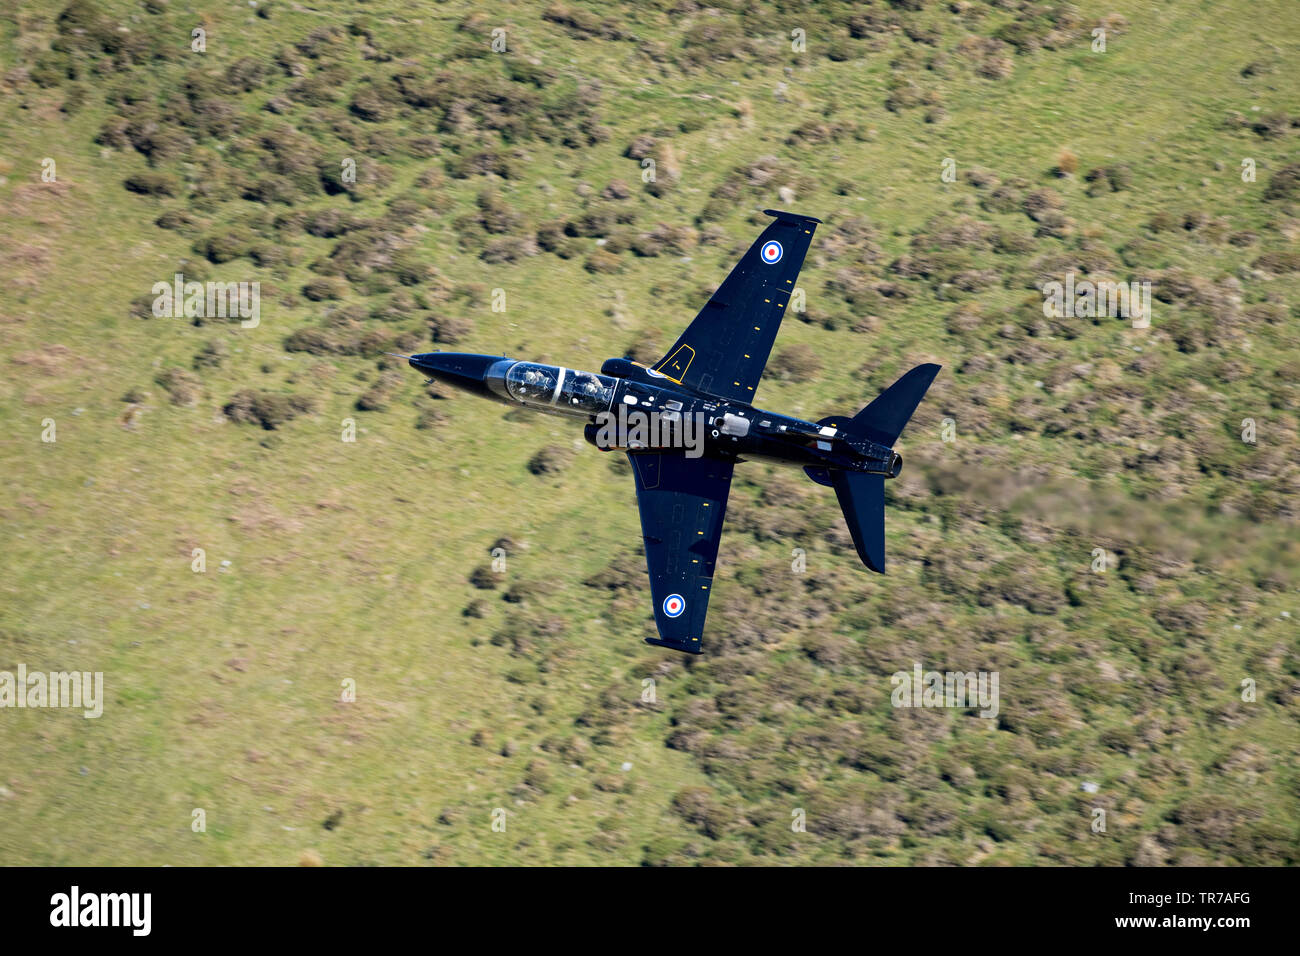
[627,451,735,654]
[652,209,820,404]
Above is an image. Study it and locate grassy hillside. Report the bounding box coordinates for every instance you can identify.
[0,0,1297,865]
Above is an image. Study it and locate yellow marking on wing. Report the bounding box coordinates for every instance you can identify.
[653,344,695,384]
[632,359,683,385]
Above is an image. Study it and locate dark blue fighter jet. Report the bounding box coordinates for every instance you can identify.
[406,210,939,654]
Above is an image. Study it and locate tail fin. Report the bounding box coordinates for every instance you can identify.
[824,364,941,574]
[850,363,941,447]
[830,471,886,572]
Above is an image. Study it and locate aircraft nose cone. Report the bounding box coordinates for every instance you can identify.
[408,352,452,377]
[408,352,505,398]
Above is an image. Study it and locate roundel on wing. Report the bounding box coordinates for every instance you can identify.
[662,594,686,618]
[760,240,783,265]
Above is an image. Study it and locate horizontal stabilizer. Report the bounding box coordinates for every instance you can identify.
[852,363,941,447]
[829,471,886,573]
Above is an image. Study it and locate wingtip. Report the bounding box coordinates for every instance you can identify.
[763,208,823,224]
[644,636,704,655]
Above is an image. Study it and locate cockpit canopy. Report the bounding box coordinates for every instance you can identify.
[504,362,557,403]
[504,362,615,415]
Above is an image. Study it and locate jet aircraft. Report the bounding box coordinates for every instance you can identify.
[405,210,939,653]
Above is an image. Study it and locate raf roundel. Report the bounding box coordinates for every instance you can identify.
[760,240,783,265]
[662,594,686,618]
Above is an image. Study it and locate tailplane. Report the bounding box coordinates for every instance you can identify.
[814,363,941,574]
[829,471,886,572]
[850,363,941,447]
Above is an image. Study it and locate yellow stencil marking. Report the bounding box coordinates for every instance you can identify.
[654,344,695,383]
